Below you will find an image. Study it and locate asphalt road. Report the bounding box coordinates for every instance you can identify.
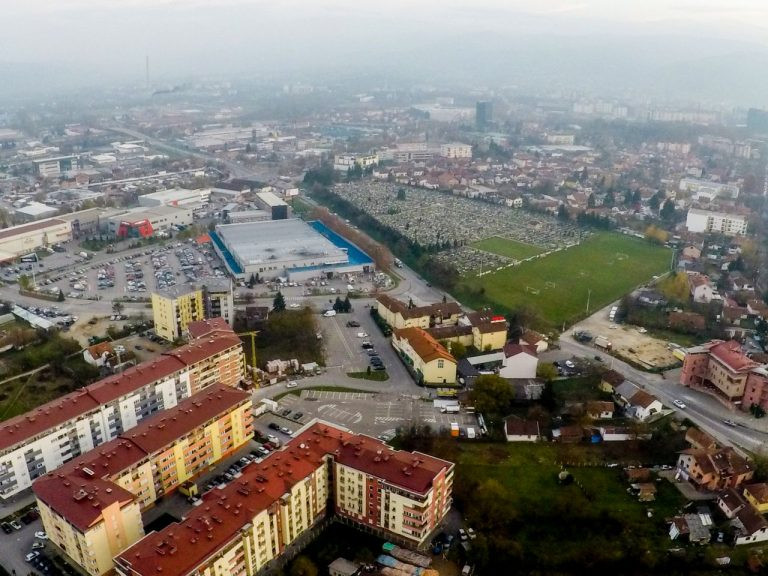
[558,337,768,454]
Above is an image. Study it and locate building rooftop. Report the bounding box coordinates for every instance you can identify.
[114,421,452,576]
[216,219,347,267]
[377,295,462,321]
[186,317,233,340]
[0,218,68,242]
[0,327,241,453]
[33,476,136,533]
[394,327,456,364]
[709,340,757,373]
[255,190,288,208]
[32,383,250,532]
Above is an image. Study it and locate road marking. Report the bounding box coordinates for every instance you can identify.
[331,317,355,360]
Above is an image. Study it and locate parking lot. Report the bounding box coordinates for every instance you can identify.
[256,390,478,439]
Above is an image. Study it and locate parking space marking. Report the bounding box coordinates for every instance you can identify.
[317,403,363,424]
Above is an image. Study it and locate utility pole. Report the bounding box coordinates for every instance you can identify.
[586,288,591,315]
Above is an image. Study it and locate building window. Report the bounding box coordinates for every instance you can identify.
[437,360,444,369]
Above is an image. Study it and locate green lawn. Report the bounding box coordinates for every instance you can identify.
[472,236,545,260]
[452,441,689,573]
[457,233,671,330]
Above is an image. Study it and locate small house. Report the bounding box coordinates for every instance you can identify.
[734,506,768,545]
[743,483,768,514]
[599,369,625,393]
[586,401,614,420]
[504,416,541,442]
[717,488,746,519]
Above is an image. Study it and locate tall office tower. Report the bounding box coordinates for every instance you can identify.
[476,100,493,130]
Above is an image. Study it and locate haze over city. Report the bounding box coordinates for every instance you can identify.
[2,2,768,576]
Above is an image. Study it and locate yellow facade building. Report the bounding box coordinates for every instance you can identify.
[33,383,253,576]
[151,286,205,341]
[114,422,454,576]
[392,327,457,385]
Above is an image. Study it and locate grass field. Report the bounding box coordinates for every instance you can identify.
[457,232,671,330]
[452,441,692,572]
[472,236,545,260]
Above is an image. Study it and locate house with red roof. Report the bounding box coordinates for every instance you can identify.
[498,342,538,379]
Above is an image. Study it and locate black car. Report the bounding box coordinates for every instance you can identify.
[361,342,374,349]
[1,522,12,534]
[373,364,386,371]
[366,349,377,356]
[292,412,304,420]
[268,422,280,430]
[346,320,360,328]
[370,357,383,365]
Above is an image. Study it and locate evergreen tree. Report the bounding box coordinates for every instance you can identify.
[272,290,286,312]
[342,295,352,313]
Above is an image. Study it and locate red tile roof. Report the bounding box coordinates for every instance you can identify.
[710,340,757,373]
[0,328,241,453]
[34,475,136,533]
[115,422,453,576]
[502,342,538,358]
[33,384,250,532]
[187,317,232,339]
[394,327,456,364]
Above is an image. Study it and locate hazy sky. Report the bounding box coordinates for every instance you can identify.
[3,0,768,102]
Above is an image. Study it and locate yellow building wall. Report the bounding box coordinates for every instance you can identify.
[421,358,457,385]
[38,497,143,576]
[112,461,157,509]
[744,492,768,514]
[472,328,506,351]
[151,289,203,341]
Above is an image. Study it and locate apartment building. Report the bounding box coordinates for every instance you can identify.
[686,208,748,236]
[676,446,753,492]
[33,384,252,576]
[152,286,205,341]
[426,311,508,352]
[113,422,454,576]
[152,283,235,341]
[333,153,379,172]
[0,322,244,499]
[439,143,472,159]
[681,340,768,409]
[376,295,462,330]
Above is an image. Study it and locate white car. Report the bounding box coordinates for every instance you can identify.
[267,434,279,444]
[26,552,39,562]
[286,382,298,389]
[34,531,48,540]
[672,399,686,409]
[289,303,300,309]
[564,360,575,369]
[357,332,369,338]
[323,310,336,317]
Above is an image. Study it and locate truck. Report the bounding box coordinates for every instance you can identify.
[466,427,476,439]
[594,335,612,351]
[440,404,460,414]
[450,423,460,438]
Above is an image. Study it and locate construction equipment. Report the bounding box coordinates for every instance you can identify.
[236,331,260,384]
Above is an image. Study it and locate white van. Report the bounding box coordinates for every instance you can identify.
[323,310,337,317]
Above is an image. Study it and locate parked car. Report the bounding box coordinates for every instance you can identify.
[292,412,304,420]
[1,522,12,534]
[32,541,44,550]
[268,422,280,430]
[723,419,736,427]
[672,399,686,409]
[361,342,373,349]
[346,320,360,328]
[279,426,293,435]
[25,552,39,562]
[281,409,292,417]
[286,382,298,389]
[10,520,22,530]
[34,531,48,540]
[267,434,279,444]
[356,332,369,338]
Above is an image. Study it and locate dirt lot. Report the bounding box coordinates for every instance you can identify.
[574,306,680,370]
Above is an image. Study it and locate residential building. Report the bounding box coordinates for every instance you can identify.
[333,153,379,172]
[33,384,252,576]
[377,295,462,330]
[425,311,507,352]
[439,143,472,159]
[687,273,717,303]
[681,339,768,409]
[717,488,746,519]
[152,286,205,341]
[614,382,663,421]
[202,279,235,327]
[504,417,541,442]
[519,329,548,353]
[676,447,753,492]
[392,327,457,385]
[679,178,740,201]
[586,401,614,419]
[734,506,768,545]
[599,369,625,393]
[0,323,244,499]
[743,483,768,514]
[686,208,748,236]
[113,421,453,576]
[498,343,538,379]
